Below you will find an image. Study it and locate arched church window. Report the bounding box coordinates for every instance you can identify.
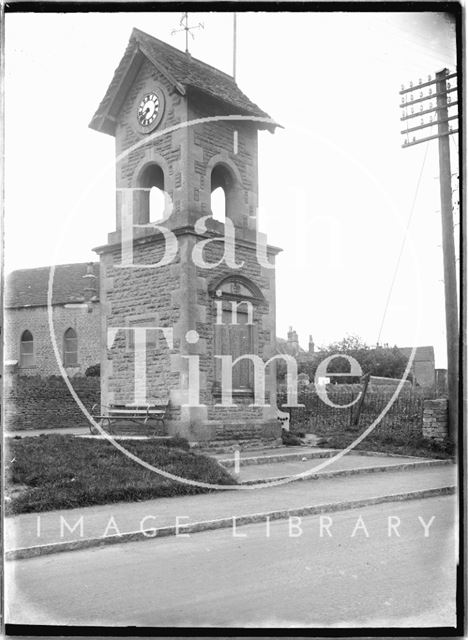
[138,163,165,223]
[63,328,78,367]
[20,330,34,367]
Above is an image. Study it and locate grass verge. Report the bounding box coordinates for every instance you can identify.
[312,432,455,459]
[5,434,236,515]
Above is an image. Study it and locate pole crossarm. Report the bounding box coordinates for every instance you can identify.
[402,130,459,148]
[400,86,457,109]
[401,115,458,136]
[399,68,458,148]
[399,71,457,95]
[401,102,458,122]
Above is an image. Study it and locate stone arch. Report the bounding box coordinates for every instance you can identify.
[132,155,171,224]
[206,155,244,225]
[208,273,265,302]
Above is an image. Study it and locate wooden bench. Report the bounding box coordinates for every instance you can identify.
[90,403,168,436]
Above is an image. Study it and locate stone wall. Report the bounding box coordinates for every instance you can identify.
[4,374,100,431]
[422,398,448,441]
[99,239,181,407]
[5,303,100,376]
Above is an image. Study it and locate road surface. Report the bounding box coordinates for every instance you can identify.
[6,496,457,628]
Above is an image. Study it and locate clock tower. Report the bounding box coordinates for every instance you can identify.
[90,28,283,443]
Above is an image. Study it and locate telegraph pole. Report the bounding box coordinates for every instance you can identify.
[399,69,459,443]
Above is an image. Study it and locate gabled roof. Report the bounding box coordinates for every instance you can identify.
[90,28,277,136]
[399,346,435,362]
[6,263,99,308]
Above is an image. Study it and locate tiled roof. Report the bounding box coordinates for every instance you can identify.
[90,28,275,135]
[6,263,99,308]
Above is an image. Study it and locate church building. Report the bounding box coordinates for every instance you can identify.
[89,29,283,442]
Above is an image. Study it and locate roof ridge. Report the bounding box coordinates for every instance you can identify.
[8,262,98,275]
[131,27,235,82]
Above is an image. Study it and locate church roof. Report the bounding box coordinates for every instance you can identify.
[6,263,100,308]
[90,28,276,135]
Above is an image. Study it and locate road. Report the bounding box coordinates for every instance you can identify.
[6,496,457,628]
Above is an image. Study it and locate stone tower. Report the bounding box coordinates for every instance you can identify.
[90,28,282,442]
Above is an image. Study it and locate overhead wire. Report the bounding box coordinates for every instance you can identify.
[376,142,430,345]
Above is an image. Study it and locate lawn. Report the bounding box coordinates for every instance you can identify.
[5,434,236,515]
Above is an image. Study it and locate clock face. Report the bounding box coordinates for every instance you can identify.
[137,92,160,127]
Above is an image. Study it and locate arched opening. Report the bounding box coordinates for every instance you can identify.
[138,164,165,223]
[149,186,165,223]
[63,327,78,367]
[210,187,226,223]
[20,330,34,367]
[210,163,240,224]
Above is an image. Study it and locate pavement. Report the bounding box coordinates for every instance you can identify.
[230,454,445,483]
[6,463,456,553]
[5,496,457,627]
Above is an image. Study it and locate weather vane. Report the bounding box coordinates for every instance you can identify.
[171,12,204,54]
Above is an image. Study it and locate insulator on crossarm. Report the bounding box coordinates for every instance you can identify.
[419,78,422,84]
[410,81,413,88]
[428,75,432,81]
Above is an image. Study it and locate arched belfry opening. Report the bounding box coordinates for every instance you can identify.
[138,163,165,223]
[211,186,226,223]
[210,163,241,224]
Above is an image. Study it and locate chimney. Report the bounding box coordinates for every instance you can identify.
[287,326,299,355]
[308,335,315,354]
[82,262,97,306]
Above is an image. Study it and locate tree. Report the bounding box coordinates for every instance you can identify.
[314,334,410,383]
[276,333,411,384]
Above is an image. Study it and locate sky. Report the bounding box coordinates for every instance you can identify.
[4,10,458,366]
